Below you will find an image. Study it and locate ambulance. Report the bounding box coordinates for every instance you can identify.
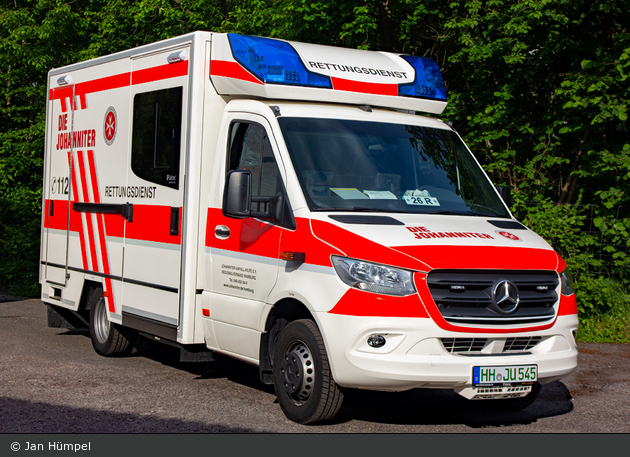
[40,31,578,424]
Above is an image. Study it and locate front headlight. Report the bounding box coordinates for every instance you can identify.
[560,269,574,296]
[331,256,416,296]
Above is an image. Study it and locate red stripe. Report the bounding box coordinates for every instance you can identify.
[210,60,263,85]
[329,287,429,318]
[47,201,181,246]
[204,210,342,266]
[310,219,431,270]
[331,77,398,96]
[125,205,182,245]
[393,245,559,271]
[75,72,130,98]
[76,151,99,272]
[44,199,68,231]
[132,61,188,85]
[53,61,189,112]
[279,218,343,267]
[205,208,282,258]
[51,87,74,113]
[558,293,578,316]
[67,153,89,270]
[87,150,116,313]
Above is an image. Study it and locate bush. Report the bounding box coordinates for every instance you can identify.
[0,187,41,297]
[512,193,630,342]
[573,276,630,343]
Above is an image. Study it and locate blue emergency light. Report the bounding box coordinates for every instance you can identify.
[228,34,332,88]
[398,55,447,101]
[227,34,447,102]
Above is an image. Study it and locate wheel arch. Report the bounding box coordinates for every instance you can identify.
[259,297,316,385]
[80,279,103,314]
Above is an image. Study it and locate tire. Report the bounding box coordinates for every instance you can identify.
[88,286,131,356]
[273,319,344,424]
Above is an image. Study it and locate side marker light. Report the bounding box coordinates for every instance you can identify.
[57,75,71,86]
[280,251,306,263]
[167,50,188,64]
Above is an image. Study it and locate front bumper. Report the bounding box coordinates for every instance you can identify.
[316,313,578,393]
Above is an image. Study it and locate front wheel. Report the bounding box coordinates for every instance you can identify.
[88,286,131,356]
[273,319,344,424]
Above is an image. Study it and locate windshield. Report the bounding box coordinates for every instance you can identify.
[278,117,510,217]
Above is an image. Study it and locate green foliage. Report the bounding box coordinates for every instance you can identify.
[575,275,630,342]
[0,186,41,296]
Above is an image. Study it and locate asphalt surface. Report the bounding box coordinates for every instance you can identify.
[1,298,629,434]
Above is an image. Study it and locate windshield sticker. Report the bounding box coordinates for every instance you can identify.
[363,190,397,200]
[331,188,369,199]
[403,189,440,206]
[407,226,494,240]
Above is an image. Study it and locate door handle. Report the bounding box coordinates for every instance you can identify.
[170,207,180,236]
[73,202,133,222]
[215,225,230,240]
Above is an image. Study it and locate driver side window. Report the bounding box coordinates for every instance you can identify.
[228,122,282,200]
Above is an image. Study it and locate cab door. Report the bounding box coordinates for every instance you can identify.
[207,114,286,357]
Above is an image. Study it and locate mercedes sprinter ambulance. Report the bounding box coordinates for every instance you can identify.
[40,31,578,424]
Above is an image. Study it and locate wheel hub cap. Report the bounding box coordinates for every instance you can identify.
[280,342,315,402]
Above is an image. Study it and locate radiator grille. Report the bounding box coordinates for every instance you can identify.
[428,270,558,325]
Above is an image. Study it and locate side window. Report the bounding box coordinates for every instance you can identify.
[228,122,281,199]
[131,87,183,189]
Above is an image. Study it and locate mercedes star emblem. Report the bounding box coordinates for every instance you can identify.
[492,279,520,314]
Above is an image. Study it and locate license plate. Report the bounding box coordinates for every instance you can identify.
[473,365,537,386]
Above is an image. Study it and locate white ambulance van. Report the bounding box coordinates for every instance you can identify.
[40,31,578,424]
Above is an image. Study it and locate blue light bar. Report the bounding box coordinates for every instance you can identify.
[398,55,447,101]
[228,34,332,89]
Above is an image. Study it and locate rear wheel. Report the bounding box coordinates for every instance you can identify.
[273,319,344,424]
[88,286,131,356]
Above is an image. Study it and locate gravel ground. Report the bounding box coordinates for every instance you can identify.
[1,298,629,436]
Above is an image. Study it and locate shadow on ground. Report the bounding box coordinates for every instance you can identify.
[45,329,574,431]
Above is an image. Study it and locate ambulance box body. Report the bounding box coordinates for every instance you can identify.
[40,31,578,424]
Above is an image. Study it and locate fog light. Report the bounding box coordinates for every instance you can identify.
[367,334,386,348]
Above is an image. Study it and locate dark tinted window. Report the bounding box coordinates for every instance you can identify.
[131,87,183,189]
[278,117,510,217]
[228,122,281,198]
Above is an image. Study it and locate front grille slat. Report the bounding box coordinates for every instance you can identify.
[504,336,542,352]
[441,337,542,354]
[442,338,487,353]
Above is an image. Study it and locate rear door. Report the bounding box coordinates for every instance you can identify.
[43,85,74,286]
[120,47,190,337]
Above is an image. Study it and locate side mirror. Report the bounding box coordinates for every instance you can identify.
[223,170,251,218]
[496,185,512,208]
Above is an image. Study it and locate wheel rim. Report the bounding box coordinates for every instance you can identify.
[279,340,315,405]
[93,296,110,344]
